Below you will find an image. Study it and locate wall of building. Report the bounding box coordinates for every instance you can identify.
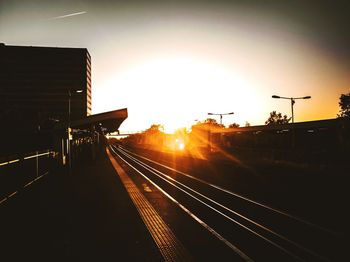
[0,44,91,155]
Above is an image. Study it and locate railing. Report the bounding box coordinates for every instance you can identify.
[0,149,56,204]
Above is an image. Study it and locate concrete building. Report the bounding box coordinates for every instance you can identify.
[0,43,91,127]
[0,44,127,158]
[0,44,92,155]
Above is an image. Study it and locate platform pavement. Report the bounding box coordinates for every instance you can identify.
[0,147,163,261]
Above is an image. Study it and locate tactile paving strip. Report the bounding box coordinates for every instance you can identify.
[107,147,191,262]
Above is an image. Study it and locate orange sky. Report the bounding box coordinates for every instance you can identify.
[91,11,350,132]
[1,1,349,133]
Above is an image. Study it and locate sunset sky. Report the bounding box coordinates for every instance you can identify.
[1,0,349,133]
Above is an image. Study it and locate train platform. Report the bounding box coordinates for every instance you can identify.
[0,148,163,261]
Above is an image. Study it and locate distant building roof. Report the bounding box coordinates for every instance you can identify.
[213,118,343,134]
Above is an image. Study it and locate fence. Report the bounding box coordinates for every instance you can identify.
[0,149,56,204]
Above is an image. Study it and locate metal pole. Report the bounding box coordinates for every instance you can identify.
[220,114,223,125]
[291,98,295,148]
[68,90,71,173]
[208,125,211,152]
[36,151,39,178]
[291,98,295,124]
[272,95,311,148]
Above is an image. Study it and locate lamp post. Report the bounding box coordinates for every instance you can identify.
[272,95,311,148]
[68,89,83,173]
[207,112,234,126]
[206,112,234,152]
[271,95,311,123]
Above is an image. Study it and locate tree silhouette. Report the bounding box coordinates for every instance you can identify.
[337,93,350,118]
[145,124,164,133]
[265,111,291,125]
[204,118,218,125]
[190,118,225,136]
[245,121,251,127]
[228,123,240,128]
[194,118,225,128]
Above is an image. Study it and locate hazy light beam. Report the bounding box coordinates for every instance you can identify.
[50,11,87,20]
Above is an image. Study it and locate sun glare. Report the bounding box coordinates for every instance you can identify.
[99,56,263,131]
[178,143,185,150]
[163,124,177,134]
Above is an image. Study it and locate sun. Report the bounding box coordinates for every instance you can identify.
[97,55,263,131]
[163,124,177,134]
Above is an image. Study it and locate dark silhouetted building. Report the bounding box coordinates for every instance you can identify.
[0,44,92,154]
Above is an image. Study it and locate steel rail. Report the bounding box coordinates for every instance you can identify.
[109,145,253,261]
[114,146,328,261]
[112,146,316,261]
[107,147,191,262]
[117,146,337,236]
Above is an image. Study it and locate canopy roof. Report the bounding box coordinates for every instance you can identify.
[55,108,128,134]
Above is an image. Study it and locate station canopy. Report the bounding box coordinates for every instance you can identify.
[55,108,128,134]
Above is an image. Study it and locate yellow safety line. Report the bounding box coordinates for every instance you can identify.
[106,147,191,262]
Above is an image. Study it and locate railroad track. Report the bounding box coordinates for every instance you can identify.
[109,145,344,261]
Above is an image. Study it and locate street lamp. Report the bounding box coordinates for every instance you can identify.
[207,112,234,126]
[271,95,311,123]
[207,112,233,153]
[68,89,83,172]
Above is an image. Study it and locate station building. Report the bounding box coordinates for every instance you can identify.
[0,43,91,125]
[0,44,127,158]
